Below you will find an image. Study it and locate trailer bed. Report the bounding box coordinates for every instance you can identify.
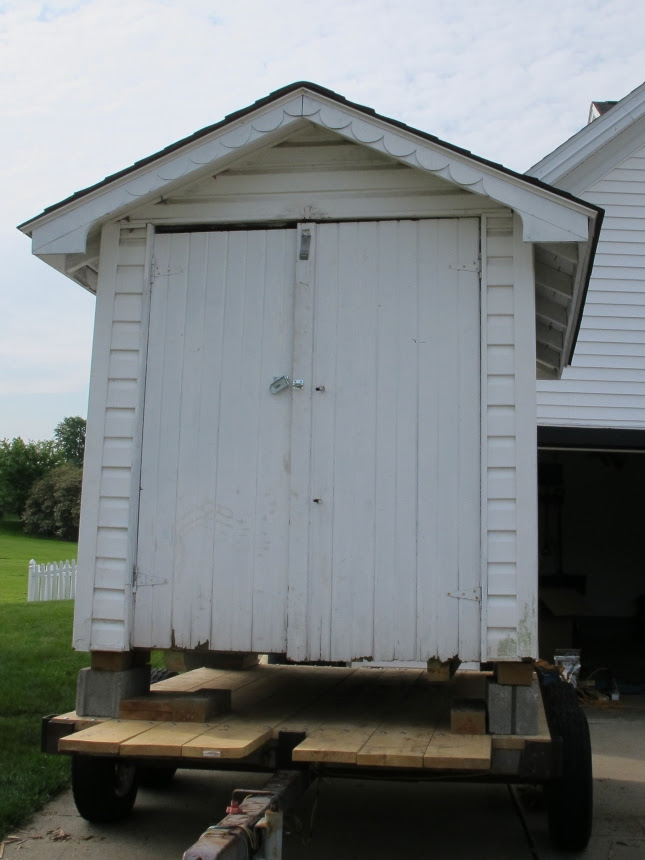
[52,665,550,773]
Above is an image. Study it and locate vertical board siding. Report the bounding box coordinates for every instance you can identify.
[135,230,296,652]
[538,142,645,428]
[74,224,147,651]
[483,213,537,660]
[304,219,481,663]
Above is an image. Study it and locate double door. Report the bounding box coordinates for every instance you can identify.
[134,219,481,661]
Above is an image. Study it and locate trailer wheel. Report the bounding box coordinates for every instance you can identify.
[541,678,593,852]
[71,755,138,822]
[137,764,177,789]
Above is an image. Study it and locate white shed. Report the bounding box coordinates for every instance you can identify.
[20,83,601,668]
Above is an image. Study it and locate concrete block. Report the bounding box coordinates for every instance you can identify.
[76,665,151,718]
[487,681,512,734]
[514,680,539,735]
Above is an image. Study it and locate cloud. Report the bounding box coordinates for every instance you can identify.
[2,0,645,437]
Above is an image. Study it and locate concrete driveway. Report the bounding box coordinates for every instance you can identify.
[3,698,644,860]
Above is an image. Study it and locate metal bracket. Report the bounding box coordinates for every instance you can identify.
[447,588,481,601]
[133,568,168,590]
[299,229,312,260]
[449,255,481,274]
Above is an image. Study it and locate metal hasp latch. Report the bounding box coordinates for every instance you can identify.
[270,376,304,394]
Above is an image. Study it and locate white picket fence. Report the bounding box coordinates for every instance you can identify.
[28,559,77,602]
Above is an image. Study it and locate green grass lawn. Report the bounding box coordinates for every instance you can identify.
[0,517,89,840]
[0,517,79,603]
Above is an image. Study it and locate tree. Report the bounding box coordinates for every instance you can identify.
[0,437,63,517]
[54,416,86,467]
[22,463,83,540]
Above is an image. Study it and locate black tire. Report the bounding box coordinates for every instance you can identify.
[71,755,138,822]
[150,667,178,684]
[137,764,177,789]
[540,677,593,852]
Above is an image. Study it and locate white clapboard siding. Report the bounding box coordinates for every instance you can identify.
[484,214,538,660]
[538,141,645,428]
[74,224,148,651]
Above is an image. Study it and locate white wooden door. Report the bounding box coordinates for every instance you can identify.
[134,229,297,652]
[287,220,482,662]
[135,220,481,662]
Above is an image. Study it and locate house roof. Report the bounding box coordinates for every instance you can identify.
[19,81,603,377]
[528,80,645,192]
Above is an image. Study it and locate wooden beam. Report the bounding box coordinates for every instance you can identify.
[535,294,568,329]
[536,321,564,352]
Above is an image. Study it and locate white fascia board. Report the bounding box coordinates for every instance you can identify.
[23,88,596,259]
[528,81,645,187]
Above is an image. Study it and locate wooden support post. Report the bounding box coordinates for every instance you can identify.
[495,662,535,686]
[90,650,150,671]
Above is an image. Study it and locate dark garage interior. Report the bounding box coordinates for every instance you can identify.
[538,431,645,691]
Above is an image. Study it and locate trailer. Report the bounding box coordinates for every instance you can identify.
[42,661,591,856]
[22,82,602,855]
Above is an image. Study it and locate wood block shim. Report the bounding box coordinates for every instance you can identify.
[119,690,231,722]
[495,662,535,686]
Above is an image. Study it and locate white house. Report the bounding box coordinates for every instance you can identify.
[528,83,645,658]
[20,83,600,671]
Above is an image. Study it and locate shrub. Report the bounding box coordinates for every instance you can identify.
[22,464,83,541]
[0,438,63,516]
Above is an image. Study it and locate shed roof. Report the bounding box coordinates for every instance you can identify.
[19,81,602,376]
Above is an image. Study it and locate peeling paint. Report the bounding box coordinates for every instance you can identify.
[496,635,517,658]
[517,597,537,656]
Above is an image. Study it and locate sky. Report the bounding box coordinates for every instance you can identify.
[1,0,644,441]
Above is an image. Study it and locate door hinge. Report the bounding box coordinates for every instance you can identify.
[132,567,168,591]
[449,255,481,274]
[447,587,481,602]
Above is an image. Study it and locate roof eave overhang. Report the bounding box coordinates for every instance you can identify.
[20,85,598,257]
[19,83,601,373]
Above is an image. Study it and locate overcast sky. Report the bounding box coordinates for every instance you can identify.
[2,0,644,440]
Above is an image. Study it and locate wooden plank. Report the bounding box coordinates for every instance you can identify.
[119,722,215,758]
[59,720,157,755]
[119,691,230,722]
[151,667,235,692]
[423,732,492,770]
[181,719,274,760]
[450,700,487,735]
[51,712,105,732]
[183,666,355,760]
[291,668,422,764]
[356,684,448,768]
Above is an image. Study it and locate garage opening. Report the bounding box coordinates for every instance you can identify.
[538,427,645,692]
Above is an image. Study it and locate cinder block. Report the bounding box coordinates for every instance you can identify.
[451,699,487,734]
[76,666,151,718]
[514,680,539,735]
[487,681,512,734]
